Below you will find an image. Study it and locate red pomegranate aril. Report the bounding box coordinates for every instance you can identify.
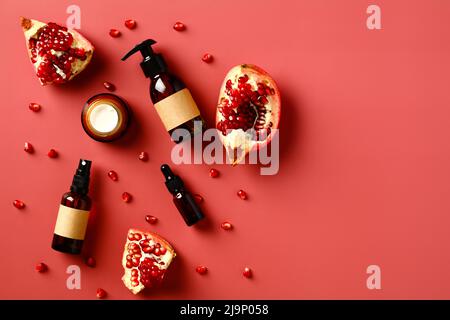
[24,142,34,153]
[122,192,132,203]
[108,170,118,181]
[194,194,204,204]
[196,265,208,275]
[138,151,149,161]
[96,288,107,299]
[221,221,233,230]
[35,262,48,273]
[13,200,25,209]
[109,29,121,37]
[124,19,137,29]
[85,257,96,268]
[243,267,252,278]
[47,149,58,158]
[202,53,213,63]
[145,215,158,224]
[209,168,219,178]
[237,189,247,200]
[103,81,115,91]
[29,103,41,112]
[173,21,186,31]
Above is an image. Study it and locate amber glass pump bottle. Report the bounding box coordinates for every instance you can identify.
[51,159,92,254]
[122,39,205,142]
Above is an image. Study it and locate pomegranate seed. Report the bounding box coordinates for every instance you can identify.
[196,266,208,275]
[103,81,115,91]
[124,19,137,29]
[173,21,186,31]
[13,200,25,209]
[202,53,213,63]
[237,189,247,200]
[108,170,118,181]
[145,215,158,224]
[29,103,41,112]
[109,29,121,37]
[35,262,48,273]
[85,257,96,268]
[243,267,253,278]
[138,151,149,161]
[209,168,219,178]
[96,288,107,299]
[193,194,203,204]
[24,142,34,153]
[122,192,132,203]
[47,149,58,158]
[221,222,233,230]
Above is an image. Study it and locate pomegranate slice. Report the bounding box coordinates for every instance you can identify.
[215,64,281,165]
[20,17,94,85]
[121,228,175,294]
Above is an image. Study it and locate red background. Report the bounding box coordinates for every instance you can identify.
[1,0,450,299]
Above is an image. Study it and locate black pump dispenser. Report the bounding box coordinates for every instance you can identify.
[70,159,91,195]
[121,39,167,77]
[161,164,204,226]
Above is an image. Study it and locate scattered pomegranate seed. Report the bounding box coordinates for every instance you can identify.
[124,19,137,29]
[209,168,219,178]
[29,103,41,112]
[103,81,115,91]
[237,189,247,200]
[85,257,96,268]
[145,215,158,224]
[138,151,149,161]
[122,192,132,203]
[108,170,118,181]
[24,142,34,153]
[196,265,208,275]
[35,262,48,273]
[243,267,253,278]
[13,200,25,209]
[96,288,107,299]
[173,21,186,31]
[221,221,233,230]
[109,29,121,37]
[47,149,58,158]
[202,53,213,63]
[193,194,203,204]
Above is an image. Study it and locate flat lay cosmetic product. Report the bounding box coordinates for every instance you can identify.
[122,39,205,143]
[51,159,92,254]
[160,164,204,226]
[81,93,130,142]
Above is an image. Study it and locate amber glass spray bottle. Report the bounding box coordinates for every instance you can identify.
[122,39,205,142]
[51,159,92,254]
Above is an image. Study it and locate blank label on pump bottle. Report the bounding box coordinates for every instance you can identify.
[154,88,200,131]
[54,205,90,240]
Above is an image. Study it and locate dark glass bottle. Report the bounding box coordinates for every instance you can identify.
[52,159,92,254]
[161,164,204,226]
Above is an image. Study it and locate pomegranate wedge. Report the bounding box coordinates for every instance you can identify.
[216,64,281,165]
[20,17,94,85]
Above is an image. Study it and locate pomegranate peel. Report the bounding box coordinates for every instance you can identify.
[20,17,94,85]
[216,64,281,165]
[121,228,175,294]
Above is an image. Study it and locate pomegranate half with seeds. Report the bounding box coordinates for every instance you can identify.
[20,17,94,85]
[122,229,176,294]
[216,64,281,165]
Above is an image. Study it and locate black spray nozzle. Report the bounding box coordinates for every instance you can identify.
[71,159,92,195]
[161,164,184,194]
[122,39,167,78]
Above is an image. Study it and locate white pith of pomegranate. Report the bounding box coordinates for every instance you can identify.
[121,228,176,294]
[216,64,281,165]
[20,17,94,85]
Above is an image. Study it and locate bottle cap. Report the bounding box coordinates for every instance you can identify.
[71,159,92,195]
[161,164,184,195]
[121,39,167,78]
